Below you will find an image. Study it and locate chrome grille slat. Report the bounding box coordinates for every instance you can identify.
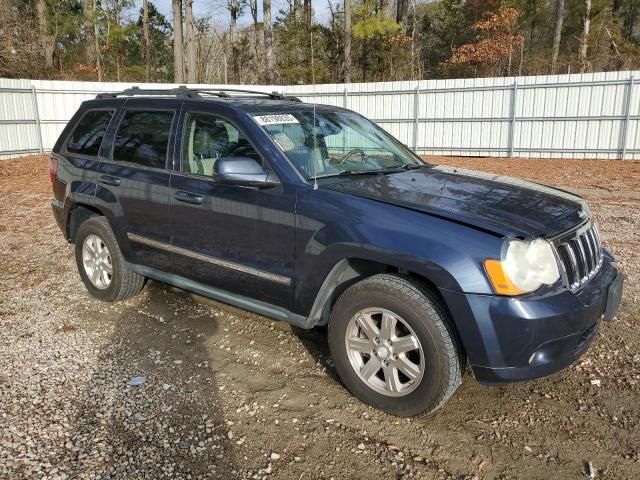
[554,223,603,291]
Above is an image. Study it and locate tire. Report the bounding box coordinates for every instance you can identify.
[328,274,464,417]
[74,216,145,302]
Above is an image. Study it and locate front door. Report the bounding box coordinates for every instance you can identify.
[169,110,297,309]
[95,106,177,271]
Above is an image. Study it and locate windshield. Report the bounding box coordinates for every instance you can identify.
[253,110,424,180]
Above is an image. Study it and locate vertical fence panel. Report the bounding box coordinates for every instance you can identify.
[2,72,640,160]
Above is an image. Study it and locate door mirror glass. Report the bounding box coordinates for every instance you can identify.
[214,157,278,188]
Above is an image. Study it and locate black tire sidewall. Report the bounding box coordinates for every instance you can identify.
[329,278,455,416]
[75,218,125,302]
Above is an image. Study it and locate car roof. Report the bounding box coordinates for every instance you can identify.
[81,88,349,116]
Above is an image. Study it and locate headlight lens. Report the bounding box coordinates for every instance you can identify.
[485,239,560,296]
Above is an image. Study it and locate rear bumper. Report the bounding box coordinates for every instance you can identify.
[51,199,65,235]
[441,252,622,385]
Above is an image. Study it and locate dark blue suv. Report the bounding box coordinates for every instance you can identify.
[50,87,623,416]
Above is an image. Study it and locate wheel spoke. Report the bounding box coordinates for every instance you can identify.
[86,238,97,255]
[91,267,100,285]
[103,260,113,274]
[101,269,110,286]
[394,356,421,381]
[380,311,397,340]
[356,313,380,341]
[383,365,402,393]
[347,336,373,354]
[360,356,382,380]
[393,335,419,354]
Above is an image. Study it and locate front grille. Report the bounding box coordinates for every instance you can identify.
[554,223,603,291]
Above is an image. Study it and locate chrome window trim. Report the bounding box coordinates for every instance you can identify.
[127,233,291,286]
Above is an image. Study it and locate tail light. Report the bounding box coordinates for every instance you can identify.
[48,156,58,186]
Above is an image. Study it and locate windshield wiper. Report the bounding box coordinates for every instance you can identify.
[312,169,398,180]
[311,164,424,181]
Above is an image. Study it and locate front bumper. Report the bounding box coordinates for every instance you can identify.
[441,252,622,385]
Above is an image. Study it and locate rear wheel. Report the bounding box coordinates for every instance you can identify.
[75,217,145,302]
[328,274,463,417]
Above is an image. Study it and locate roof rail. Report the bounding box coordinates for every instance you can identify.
[96,86,302,102]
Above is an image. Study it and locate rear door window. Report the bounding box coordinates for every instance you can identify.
[112,110,175,169]
[66,110,114,156]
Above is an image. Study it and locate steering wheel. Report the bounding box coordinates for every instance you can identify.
[337,148,367,165]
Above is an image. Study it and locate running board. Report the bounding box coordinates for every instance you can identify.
[132,264,309,329]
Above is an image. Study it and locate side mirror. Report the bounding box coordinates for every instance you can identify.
[214,157,279,188]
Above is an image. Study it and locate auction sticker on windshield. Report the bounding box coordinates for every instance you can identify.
[254,114,299,126]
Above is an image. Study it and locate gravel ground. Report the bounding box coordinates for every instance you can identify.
[0,155,639,480]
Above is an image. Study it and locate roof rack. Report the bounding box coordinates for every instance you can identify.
[96,86,302,102]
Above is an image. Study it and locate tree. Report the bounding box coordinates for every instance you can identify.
[396,0,408,25]
[446,7,524,76]
[84,0,101,79]
[36,0,54,69]
[263,0,274,83]
[143,0,150,80]
[229,0,240,82]
[579,0,591,72]
[551,0,566,71]
[172,0,184,82]
[344,0,352,82]
[185,0,196,82]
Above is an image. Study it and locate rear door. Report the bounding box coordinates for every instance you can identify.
[169,107,297,309]
[95,99,179,270]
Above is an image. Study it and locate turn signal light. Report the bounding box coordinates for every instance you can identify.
[484,259,526,296]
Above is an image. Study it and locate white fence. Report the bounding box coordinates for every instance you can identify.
[1,71,639,161]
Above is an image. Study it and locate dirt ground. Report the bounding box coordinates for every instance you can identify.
[0,155,638,480]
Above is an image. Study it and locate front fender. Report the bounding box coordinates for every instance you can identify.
[294,188,503,317]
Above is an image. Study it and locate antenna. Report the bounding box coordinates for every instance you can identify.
[312,101,319,190]
[311,29,319,191]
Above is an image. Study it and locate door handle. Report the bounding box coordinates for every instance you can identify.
[98,175,121,186]
[174,191,203,205]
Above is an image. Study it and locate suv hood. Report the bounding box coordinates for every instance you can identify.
[324,165,588,238]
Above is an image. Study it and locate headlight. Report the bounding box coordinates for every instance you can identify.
[484,239,560,296]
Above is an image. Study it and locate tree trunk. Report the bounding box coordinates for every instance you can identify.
[185,0,197,83]
[83,0,97,71]
[294,0,302,17]
[143,0,151,81]
[344,0,351,83]
[396,0,408,25]
[551,0,565,72]
[230,0,239,83]
[263,0,274,84]
[579,0,591,73]
[303,0,312,24]
[172,0,185,83]
[380,0,395,18]
[36,0,54,69]
[249,0,261,83]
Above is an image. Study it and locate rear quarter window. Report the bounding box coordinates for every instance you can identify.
[112,110,174,169]
[66,110,114,156]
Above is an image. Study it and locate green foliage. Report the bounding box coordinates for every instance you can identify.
[2,0,640,82]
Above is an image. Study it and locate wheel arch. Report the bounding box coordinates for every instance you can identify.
[307,257,461,336]
[66,203,106,243]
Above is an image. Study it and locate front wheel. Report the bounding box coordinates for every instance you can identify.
[75,216,145,302]
[328,274,464,417]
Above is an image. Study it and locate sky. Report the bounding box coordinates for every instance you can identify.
[151,0,334,28]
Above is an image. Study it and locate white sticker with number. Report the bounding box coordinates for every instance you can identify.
[253,114,299,126]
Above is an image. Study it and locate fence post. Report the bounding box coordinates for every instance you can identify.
[413,84,420,151]
[343,87,348,108]
[30,86,44,154]
[620,74,635,161]
[508,80,518,158]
